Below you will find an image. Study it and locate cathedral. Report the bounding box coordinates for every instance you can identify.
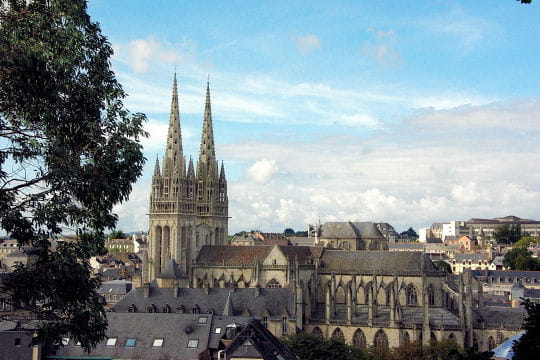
[144,74,228,281]
[136,75,522,353]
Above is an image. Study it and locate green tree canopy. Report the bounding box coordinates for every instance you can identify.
[503,247,540,270]
[0,0,146,351]
[512,299,540,360]
[493,224,521,244]
[109,229,127,239]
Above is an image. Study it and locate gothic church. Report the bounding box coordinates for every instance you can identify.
[145,74,228,281]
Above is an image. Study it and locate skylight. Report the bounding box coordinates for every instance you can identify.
[187,339,199,348]
[125,338,136,347]
[152,339,164,347]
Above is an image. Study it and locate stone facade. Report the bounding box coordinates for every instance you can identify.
[145,75,228,281]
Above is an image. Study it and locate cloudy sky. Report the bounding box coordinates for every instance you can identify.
[87,0,540,234]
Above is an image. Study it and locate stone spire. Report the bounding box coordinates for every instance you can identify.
[163,73,184,176]
[198,81,216,172]
[153,155,160,177]
[187,156,195,178]
[219,161,226,181]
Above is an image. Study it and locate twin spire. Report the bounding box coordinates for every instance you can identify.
[153,73,224,181]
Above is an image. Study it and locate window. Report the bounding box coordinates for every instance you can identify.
[14,338,21,346]
[427,284,435,306]
[262,316,268,328]
[61,338,70,346]
[125,338,136,347]
[267,278,282,288]
[281,317,288,335]
[331,328,345,342]
[187,339,199,348]
[374,330,389,352]
[214,327,222,334]
[106,338,117,346]
[197,316,208,324]
[152,339,164,347]
[407,284,418,305]
[352,329,366,349]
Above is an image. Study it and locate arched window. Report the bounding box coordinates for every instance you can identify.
[448,333,456,341]
[312,327,324,339]
[331,328,345,342]
[374,329,389,352]
[352,329,366,349]
[488,336,496,351]
[407,284,418,305]
[402,331,410,345]
[267,279,282,288]
[427,284,435,306]
[335,286,346,304]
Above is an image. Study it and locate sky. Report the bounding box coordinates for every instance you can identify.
[87,0,540,234]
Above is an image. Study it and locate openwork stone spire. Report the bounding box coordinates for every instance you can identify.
[163,73,183,176]
[198,81,216,169]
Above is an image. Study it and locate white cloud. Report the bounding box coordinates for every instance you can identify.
[126,37,192,73]
[295,35,322,55]
[246,159,278,184]
[360,28,403,69]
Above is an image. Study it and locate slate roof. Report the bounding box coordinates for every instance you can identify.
[112,287,296,318]
[197,245,273,264]
[475,307,524,328]
[320,222,384,239]
[321,251,439,274]
[224,319,298,360]
[471,270,540,282]
[98,280,132,295]
[52,312,254,360]
[158,258,187,278]
[196,245,324,265]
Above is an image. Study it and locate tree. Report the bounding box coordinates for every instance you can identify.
[109,229,127,239]
[502,247,540,270]
[0,0,146,351]
[514,236,539,249]
[284,228,296,236]
[400,227,418,239]
[435,260,452,274]
[512,299,540,360]
[284,333,371,360]
[493,224,521,244]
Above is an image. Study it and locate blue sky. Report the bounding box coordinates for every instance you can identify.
[87,0,540,234]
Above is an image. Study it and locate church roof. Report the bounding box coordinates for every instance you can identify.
[158,258,187,279]
[196,245,324,265]
[320,251,439,274]
[112,287,296,318]
[320,221,384,239]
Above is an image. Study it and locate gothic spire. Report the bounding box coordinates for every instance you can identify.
[164,73,184,175]
[198,81,216,168]
[187,156,195,178]
[153,155,160,177]
[219,161,226,181]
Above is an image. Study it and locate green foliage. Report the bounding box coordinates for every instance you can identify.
[0,0,146,351]
[492,224,521,244]
[284,333,371,360]
[435,260,453,274]
[514,236,539,248]
[503,247,540,270]
[400,227,418,239]
[284,228,296,235]
[512,299,540,360]
[285,334,494,360]
[109,229,127,239]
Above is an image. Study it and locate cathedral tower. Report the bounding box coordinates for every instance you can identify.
[146,74,228,281]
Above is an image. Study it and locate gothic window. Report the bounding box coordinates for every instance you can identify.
[335,286,346,304]
[427,284,435,306]
[267,279,282,288]
[281,317,288,335]
[331,328,345,342]
[374,330,389,352]
[488,336,496,351]
[402,331,410,345]
[312,327,324,339]
[352,329,366,349]
[406,284,418,305]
